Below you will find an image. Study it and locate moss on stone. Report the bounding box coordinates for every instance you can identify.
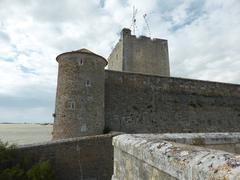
[192,137,205,145]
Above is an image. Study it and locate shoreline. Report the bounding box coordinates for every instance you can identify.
[0,122,53,125]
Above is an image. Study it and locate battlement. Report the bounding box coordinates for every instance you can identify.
[120,28,131,38]
[121,28,167,42]
[108,28,170,76]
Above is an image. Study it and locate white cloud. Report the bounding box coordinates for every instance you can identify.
[168,0,240,83]
[0,107,52,123]
[0,0,239,122]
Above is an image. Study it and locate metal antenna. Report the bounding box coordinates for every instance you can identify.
[143,13,151,37]
[130,6,138,35]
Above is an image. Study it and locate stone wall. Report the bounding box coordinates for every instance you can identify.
[113,147,177,180]
[105,70,240,133]
[18,134,116,180]
[108,40,123,71]
[112,134,240,180]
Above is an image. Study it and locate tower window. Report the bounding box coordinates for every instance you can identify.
[70,102,75,109]
[66,101,75,110]
[85,80,91,87]
[79,58,84,65]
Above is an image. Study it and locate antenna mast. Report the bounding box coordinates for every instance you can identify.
[143,13,152,37]
[130,6,138,35]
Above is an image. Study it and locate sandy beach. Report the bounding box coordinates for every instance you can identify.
[0,123,53,145]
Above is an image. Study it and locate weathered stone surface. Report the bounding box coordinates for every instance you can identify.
[52,49,107,140]
[112,134,240,180]
[130,133,240,144]
[112,148,177,180]
[105,70,240,133]
[127,133,240,154]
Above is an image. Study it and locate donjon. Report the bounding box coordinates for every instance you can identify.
[52,49,107,139]
[108,28,170,76]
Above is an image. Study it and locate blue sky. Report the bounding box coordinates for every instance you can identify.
[0,0,239,123]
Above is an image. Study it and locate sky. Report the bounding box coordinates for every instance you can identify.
[0,0,239,123]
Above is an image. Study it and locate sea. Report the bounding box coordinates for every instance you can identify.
[0,123,53,145]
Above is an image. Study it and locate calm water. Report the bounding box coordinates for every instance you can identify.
[0,124,52,145]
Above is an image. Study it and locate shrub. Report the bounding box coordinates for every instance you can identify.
[0,140,55,180]
[0,165,25,180]
[27,161,55,180]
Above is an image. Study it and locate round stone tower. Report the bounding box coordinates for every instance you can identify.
[52,48,108,140]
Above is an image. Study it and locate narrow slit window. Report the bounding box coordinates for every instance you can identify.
[70,102,75,109]
[79,58,84,65]
[85,80,91,87]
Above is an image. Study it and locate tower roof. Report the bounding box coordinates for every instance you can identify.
[56,48,108,66]
[76,48,94,54]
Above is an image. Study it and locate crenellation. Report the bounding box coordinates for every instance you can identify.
[152,37,167,42]
[120,28,131,38]
[108,28,170,76]
[138,35,151,40]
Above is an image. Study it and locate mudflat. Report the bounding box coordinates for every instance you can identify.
[0,123,52,145]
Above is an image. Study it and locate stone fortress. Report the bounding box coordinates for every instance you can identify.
[20,28,240,180]
[52,28,171,139]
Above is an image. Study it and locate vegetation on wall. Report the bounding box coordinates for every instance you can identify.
[0,140,55,180]
[189,101,203,108]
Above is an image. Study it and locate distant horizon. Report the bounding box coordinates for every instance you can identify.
[0,122,53,124]
[0,123,52,145]
[0,0,239,123]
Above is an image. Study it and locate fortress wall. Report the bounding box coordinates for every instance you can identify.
[18,134,115,180]
[112,134,240,180]
[105,70,240,133]
[108,40,123,71]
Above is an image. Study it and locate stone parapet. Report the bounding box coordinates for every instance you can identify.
[112,134,240,180]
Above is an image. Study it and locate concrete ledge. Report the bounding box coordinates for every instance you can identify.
[130,133,240,145]
[18,131,121,149]
[113,134,240,180]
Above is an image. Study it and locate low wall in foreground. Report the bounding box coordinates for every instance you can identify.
[18,133,117,180]
[112,134,240,180]
[134,133,240,154]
